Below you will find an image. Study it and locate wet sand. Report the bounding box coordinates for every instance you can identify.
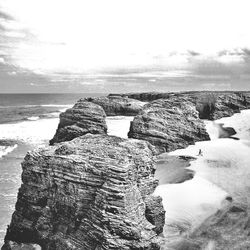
[155,154,196,185]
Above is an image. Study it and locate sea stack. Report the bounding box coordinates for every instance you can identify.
[50,101,107,145]
[3,134,165,249]
[128,98,210,153]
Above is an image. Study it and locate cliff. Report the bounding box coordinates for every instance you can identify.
[128,98,210,153]
[113,91,250,120]
[50,101,107,145]
[3,135,164,250]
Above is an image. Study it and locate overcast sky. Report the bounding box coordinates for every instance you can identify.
[0,0,250,93]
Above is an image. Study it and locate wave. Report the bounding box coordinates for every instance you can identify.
[41,104,72,108]
[0,144,17,158]
[26,116,40,121]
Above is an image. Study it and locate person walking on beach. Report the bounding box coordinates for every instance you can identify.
[198,149,203,156]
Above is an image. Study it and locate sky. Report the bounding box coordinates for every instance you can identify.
[0,0,250,93]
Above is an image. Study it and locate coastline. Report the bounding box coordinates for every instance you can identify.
[2,92,250,250]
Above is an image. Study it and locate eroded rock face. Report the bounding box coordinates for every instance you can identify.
[50,101,107,145]
[85,96,146,116]
[3,134,164,250]
[194,92,250,120]
[128,98,210,153]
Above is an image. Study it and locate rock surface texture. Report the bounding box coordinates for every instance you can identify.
[50,101,107,145]
[3,135,164,250]
[85,96,146,116]
[128,98,210,153]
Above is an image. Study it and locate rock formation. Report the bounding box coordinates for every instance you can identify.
[193,92,250,120]
[3,135,164,250]
[128,98,210,153]
[115,91,250,120]
[85,96,146,116]
[50,101,107,145]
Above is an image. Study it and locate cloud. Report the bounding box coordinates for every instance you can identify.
[0,10,13,21]
[0,57,5,64]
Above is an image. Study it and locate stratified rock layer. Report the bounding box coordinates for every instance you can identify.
[50,101,107,145]
[85,96,146,116]
[3,134,164,250]
[128,98,210,153]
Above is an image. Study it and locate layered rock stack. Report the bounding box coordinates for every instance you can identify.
[128,98,210,153]
[50,101,107,145]
[3,135,165,250]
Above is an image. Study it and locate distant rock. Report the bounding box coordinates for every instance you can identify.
[85,96,146,116]
[3,134,164,250]
[128,98,210,153]
[118,91,250,120]
[50,101,107,145]
[194,92,250,120]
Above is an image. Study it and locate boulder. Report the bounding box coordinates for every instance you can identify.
[50,101,107,145]
[145,196,165,234]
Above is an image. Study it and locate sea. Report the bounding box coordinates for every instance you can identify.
[1,93,250,249]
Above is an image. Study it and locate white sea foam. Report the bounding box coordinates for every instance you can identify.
[0,118,59,145]
[106,116,134,138]
[0,144,17,158]
[27,116,40,121]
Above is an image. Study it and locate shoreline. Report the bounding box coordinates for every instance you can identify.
[156,109,250,249]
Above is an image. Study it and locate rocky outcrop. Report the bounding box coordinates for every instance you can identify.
[194,92,250,120]
[116,91,250,120]
[3,134,164,250]
[128,98,210,153]
[50,101,107,145]
[85,96,146,116]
